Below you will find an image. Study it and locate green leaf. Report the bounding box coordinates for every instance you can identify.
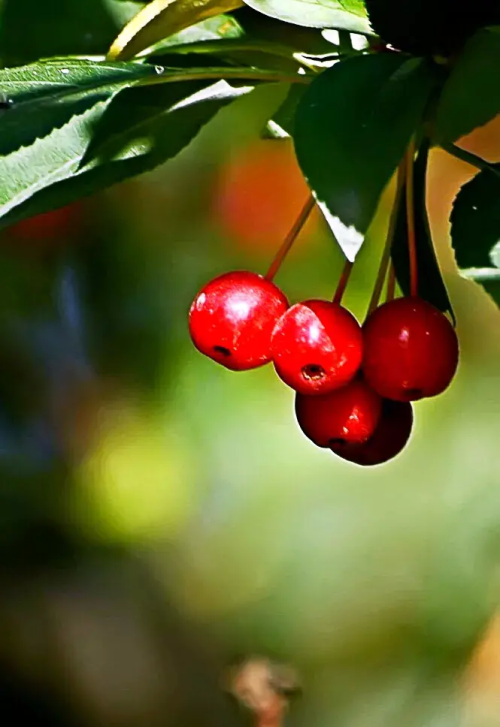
[0,59,160,156]
[138,13,245,54]
[79,79,210,164]
[242,0,372,33]
[107,0,244,60]
[460,268,500,306]
[233,5,338,55]
[151,40,304,74]
[145,11,320,74]
[294,54,436,261]
[0,59,157,104]
[450,165,500,270]
[267,83,307,136]
[391,140,453,317]
[0,102,113,221]
[0,80,256,229]
[435,28,500,144]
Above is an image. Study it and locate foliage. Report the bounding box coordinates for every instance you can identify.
[0,0,500,309]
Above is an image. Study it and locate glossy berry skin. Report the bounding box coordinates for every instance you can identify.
[330,399,413,466]
[271,300,363,395]
[295,378,382,449]
[363,297,459,401]
[189,271,288,371]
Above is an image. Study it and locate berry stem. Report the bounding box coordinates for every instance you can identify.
[386,262,396,302]
[333,259,353,305]
[442,143,500,179]
[366,160,406,316]
[406,138,418,297]
[265,195,316,281]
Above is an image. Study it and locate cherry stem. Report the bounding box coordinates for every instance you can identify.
[265,194,316,281]
[366,159,406,316]
[406,138,418,297]
[332,259,353,305]
[386,262,396,302]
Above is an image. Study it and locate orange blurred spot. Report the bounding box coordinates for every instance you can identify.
[427,115,500,240]
[212,140,319,253]
[463,611,500,723]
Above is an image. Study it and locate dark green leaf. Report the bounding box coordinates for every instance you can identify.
[450,164,500,269]
[233,5,338,55]
[267,83,307,136]
[294,54,436,260]
[152,42,302,73]
[435,28,500,144]
[364,0,500,56]
[79,80,210,164]
[392,140,453,317]
[0,59,158,155]
[0,80,255,228]
[242,0,372,33]
[0,0,122,66]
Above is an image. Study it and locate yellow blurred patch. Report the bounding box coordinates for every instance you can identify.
[70,402,194,545]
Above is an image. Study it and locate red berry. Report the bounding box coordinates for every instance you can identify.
[271,300,363,395]
[330,399,413,466]
[363,297,459,401]
[189,271,288,371]
[295,378,382,448]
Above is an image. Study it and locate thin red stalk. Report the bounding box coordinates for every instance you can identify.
[366,159,406,317]
[405,138,418,297]
[265,195,316,281]
[333,259,353,305]
[386,262,396,302]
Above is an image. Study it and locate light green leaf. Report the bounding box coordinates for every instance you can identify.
[0,80,257,228]
[0,59,157,103]
[0,103,111,219]
[435,27,500,143]
[243,0,372,33]
[460,268,500,306]
[108,0,245,60]
[0,59,159,156]
[137,14,244,55]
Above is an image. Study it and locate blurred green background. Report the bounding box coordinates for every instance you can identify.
[1,2,500,726]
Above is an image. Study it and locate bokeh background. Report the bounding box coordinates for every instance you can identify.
[1,2,500,726]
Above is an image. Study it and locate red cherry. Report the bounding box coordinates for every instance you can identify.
[363,297,459,401]
[189,271,288,371]
[295,378,382,448]
[330,399,414,466]
[271,300,363,395]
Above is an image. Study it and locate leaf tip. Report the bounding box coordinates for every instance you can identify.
[315,198,364,262]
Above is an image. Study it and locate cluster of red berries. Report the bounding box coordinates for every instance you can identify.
[188,269,459,466]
